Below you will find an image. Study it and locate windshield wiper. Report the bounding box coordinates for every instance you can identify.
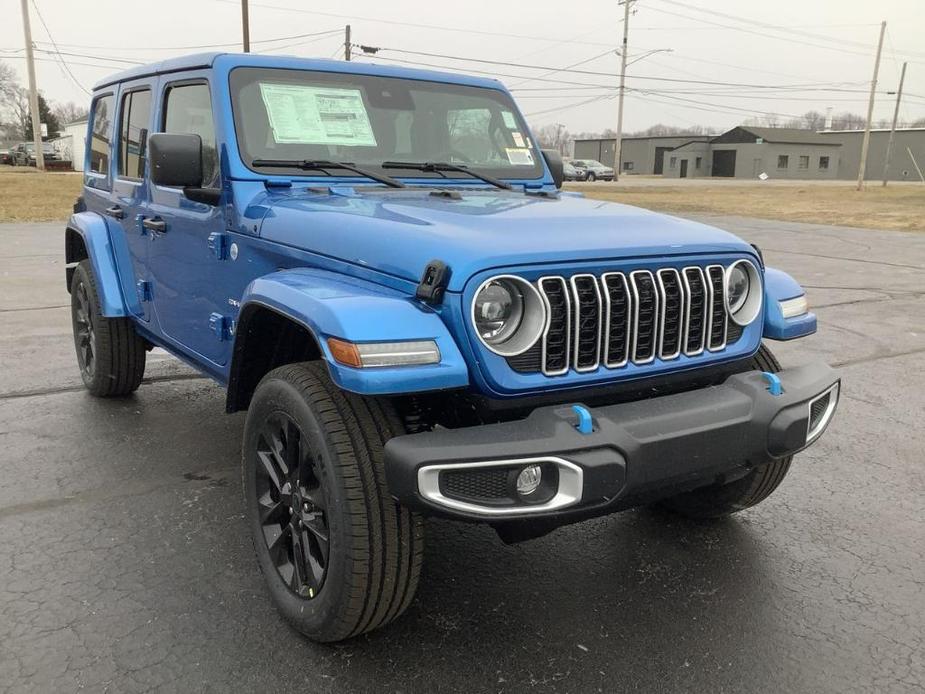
[250,159,405,189]
[381,161,512,191]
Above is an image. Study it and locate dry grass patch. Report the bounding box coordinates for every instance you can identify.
[0,168,83,222]
[2,167,922,231]
[573,182,925,232]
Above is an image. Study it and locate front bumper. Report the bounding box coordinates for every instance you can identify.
[384,363,839,522]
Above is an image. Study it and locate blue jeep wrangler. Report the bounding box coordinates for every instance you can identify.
[66,53,839,642]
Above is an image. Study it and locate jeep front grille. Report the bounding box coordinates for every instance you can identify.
[509,263,747,376]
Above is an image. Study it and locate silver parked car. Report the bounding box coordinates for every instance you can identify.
[571,159,614,182]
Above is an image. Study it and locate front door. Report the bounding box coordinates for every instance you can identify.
[145,76,232,366]
[679,159,688,178]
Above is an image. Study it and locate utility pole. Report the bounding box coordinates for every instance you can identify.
[613,0,632,182]
[857,20,886,190]
[19,0,44,171]
[241,0,250,52]
[345,25,351,61]
[882,61,907,187]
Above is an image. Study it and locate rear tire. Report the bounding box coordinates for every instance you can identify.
[70,259,146,396]
[243,361,423,642]
[656,345,793,519]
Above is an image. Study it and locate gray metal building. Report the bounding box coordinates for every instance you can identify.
[574,126,925,181]
[818,128,925,181]
[664,126,841,180]
[573,135,712,175]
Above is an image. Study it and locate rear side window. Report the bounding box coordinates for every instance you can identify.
[163,83,218,187]
[89,94,114,174]
[118,89,152,179]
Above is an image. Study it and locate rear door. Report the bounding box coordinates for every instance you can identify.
[146,75,231,365]
[82,89,148,319]
[110,80,155,321]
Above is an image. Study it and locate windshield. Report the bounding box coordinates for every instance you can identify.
[230,67,543,181]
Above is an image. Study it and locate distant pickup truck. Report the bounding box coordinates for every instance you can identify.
[65,52,839,642]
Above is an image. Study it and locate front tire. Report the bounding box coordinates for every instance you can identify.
[243,362,423,642]
[70,260,146,396]
[656,345,793,519]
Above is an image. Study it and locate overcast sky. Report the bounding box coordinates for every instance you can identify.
[2,0,923,134]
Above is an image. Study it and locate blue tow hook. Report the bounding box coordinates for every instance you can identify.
[572,404,594,434]
[761,371,783,396]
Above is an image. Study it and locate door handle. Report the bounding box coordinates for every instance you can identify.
[104,205,124,219]
[142,217,167,233]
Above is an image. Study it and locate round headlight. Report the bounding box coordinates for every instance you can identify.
[724,259,762,326]
[471,275,546,356]
[727,264,750,313]
[474,279,523,344]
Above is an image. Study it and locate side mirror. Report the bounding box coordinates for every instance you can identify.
[542,149,564,189]
[148,133,203,188]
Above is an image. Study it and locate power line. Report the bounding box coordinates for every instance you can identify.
[361,45,891,92]
[34,49,143,65]
[30,28,342,52]
[208,0,617,47]
[253,32,343,55]
[506,48,617,89]
[653,0,925,61]
[524,94,615,118]
[0,54,139,71]
[652,0,876,50]
[28,0,89,94]
[357,52,905,108]
[641,3,878,59]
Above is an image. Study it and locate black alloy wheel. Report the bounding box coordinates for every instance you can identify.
[73,279,96,380]
[243,361,423,642]
[69,260,146,396]
[255,412,329,599]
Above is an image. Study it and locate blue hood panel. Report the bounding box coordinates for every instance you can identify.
[257,188,753,291]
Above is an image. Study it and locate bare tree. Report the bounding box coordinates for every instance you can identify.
[0,61,17,101]
[0,61,23,136]
[7,86,30,140]
[533,123,571,153]
[831,112,867,130]
[52,101,89,126]
[802,110,824,131]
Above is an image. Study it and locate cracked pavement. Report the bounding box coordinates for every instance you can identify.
[0,219,922,693]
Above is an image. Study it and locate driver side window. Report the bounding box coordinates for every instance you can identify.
[162,82,219,187]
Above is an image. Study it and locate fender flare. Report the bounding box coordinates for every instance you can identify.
[231,268,469,397]
[65,212,128,317]
[763,267,817,340]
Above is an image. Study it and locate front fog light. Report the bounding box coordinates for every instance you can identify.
[516,464,542,496]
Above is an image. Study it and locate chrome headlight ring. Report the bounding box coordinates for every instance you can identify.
[471,275,547,357]
[724,259,763,326]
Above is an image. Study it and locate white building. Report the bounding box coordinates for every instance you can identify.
[60,119,89,172]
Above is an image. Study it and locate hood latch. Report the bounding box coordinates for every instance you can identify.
[416,259,450,305]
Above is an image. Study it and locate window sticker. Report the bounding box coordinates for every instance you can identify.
[506,148,534,166]
[501,110,518,129]
[511,132,526,148]
[259,83,377,146]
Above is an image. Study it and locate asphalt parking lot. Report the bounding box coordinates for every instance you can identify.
[1,217,923,693]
